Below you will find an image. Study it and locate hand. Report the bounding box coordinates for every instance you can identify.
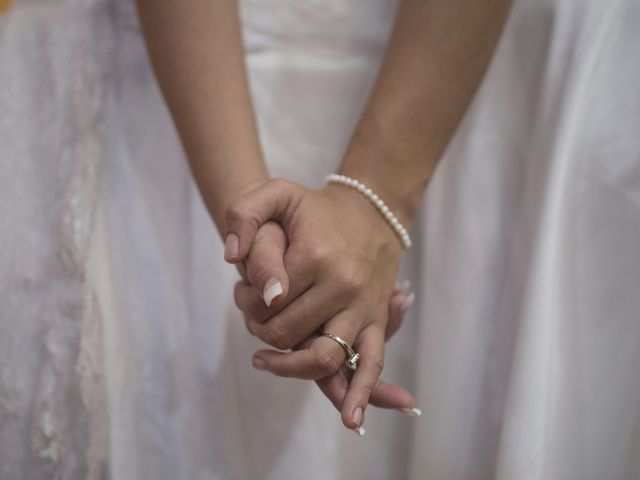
[236,220,416,430]
[224,178,405,429]
[311,281,417,431]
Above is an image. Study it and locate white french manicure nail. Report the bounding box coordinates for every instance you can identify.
[352,406,363,426]
[224,233,239,261]
[263,278,283,307]
[401,292,415,311]
[399,279,411,295]
[399,407,422,417]
[353,426,366,437]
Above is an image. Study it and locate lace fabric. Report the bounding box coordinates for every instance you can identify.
[0,0,112,477]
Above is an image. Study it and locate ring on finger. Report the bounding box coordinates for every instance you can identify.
[321,332,360,370]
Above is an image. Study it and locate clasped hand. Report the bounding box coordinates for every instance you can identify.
[225,179,415,430]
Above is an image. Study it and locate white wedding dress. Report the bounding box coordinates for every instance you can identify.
[1,0,639,479]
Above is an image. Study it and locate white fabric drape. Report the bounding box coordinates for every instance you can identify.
[0,0,638,479]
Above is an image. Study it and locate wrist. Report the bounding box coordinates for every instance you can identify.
[205,173,270,237]
[338,171,417,229]
[338,122,436,228]
[325,174,412,250]
[322,182,405,258]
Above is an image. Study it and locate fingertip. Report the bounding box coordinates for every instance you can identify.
[252,350,278,372]
[269,273,290,306]
[386,294,407,340]
[224,233,240,263]
[369,382,415,410]
[342,404,364,430]
[397,407,422,417]
[401,292,415,311]
[252,356,267,371]
[252,348,276,360]
[348,409,367,436]
[352,405,363,427]
[263,278,284,307]
[252,348,286,370]
[389,293,406,311]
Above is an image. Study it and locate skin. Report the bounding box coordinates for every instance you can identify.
[339,0,514,226]
[136,0,512,430]
[135,0,415,420]
[238,220,416,416]
[135,0,267,232]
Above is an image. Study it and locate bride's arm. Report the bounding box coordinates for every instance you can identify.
[135,0,267,234]
[339,0,512,225]
[226,0,513,429]
[226,0,513,261]
[135,0,418,418]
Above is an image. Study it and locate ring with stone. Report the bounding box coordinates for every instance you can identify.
[321,332,360,370]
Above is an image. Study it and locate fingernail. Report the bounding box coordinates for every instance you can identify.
[252,357,267,370]
[399,279,411,295]
[224,233,239,261]
[353,426,366,437]
[401,292,415,311]
[398,407,422,417]
[352,406,363,427]
[263,278,283,307]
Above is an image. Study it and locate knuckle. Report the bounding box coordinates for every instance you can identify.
[315,349,343,376]
[246,297,267,322]
[245,257,272,286]
[223,202,244,225]
[224,202,260,231]
[262,324,293,350]
[256,221,286,247]
[359,378,378,398]
[233,283,266,322]
[307,243,332,268]
[356,357,385,397]
[283,250,304,278]
[369,352,385,373]
[337,260,368,293]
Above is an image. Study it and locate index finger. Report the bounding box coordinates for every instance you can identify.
[252,311,359,379]
[224,179,301,263]
[340,326,386,430]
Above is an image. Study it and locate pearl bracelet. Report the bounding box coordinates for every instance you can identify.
[325,174,412,250]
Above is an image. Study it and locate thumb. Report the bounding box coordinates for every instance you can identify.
[223,179,301,263]
[245,221,290,307]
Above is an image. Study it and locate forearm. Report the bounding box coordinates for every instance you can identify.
[339,0,512,226]
[136,0,267,234]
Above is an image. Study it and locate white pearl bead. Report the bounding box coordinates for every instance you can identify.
[326,174,411,250]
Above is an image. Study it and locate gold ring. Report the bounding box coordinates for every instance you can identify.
[321,332,360,370]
